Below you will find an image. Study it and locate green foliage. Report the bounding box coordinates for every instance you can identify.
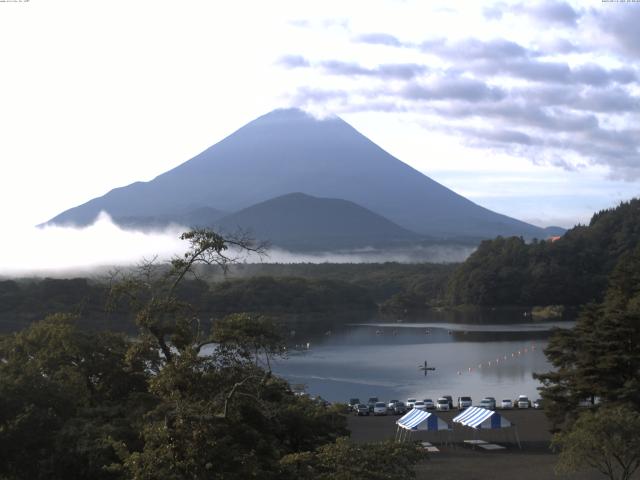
[535,244,640,428]
[279,437,424,480]
[552,406,640,480]
[206,276,375,315]
[447,199,640,306]
[0,314,151,480]
[0,229,426,479]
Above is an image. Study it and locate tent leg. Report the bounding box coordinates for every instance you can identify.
[514,426,522,450]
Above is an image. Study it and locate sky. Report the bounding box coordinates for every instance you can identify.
[0,0,639,271]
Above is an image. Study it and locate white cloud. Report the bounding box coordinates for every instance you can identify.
[0,0,638,239]
[0,213,186,276]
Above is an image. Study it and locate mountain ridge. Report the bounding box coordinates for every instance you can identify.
[45,108,557,241]
[215,192,421,250]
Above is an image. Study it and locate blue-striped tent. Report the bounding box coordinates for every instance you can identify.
[396,409,450,431]
[452,406,511,429]
[452,406,521,448]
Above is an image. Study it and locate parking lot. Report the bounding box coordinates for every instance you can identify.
[347,410,612,480]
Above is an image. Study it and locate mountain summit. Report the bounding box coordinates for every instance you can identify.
[47,108,549,241]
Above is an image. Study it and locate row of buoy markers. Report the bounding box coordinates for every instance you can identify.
[457,344,537,375]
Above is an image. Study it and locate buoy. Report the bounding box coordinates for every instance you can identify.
[457,370,461,375]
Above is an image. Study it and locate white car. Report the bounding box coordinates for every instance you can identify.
[436,398,450,411]
[458,396,473,410]
[501,399,513,409]
[406,398,417,409]
[423,398,435,409]
[373,402,388,415]
[413,401,427,410]
[517,395,530,409]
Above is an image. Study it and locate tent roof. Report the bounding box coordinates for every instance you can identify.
[397,409,450,431]
[452,406,512,429]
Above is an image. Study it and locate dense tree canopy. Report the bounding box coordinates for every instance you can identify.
[552,406,640,480]
[535,243,640,428]
[447,199,640,306]
[0,230,425,479]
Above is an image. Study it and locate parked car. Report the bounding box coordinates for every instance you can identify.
[533,398,543,409]
[373,402,388,415]
[479,397,496,410]
[501,399,513,409]
[516,395,530,409]
[367,397,379,412]
[388,400,400,410]
[413,401,427,411]
[436,397,450,411]
[355,404,370,416]
[406,398,417,409]
[442,395,454,409]
[423,398,435,409]
[392,401,407,415]
[458,396,473,410]
[348,398,361,411]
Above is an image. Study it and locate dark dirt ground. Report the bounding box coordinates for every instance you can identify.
[347,409,637,480]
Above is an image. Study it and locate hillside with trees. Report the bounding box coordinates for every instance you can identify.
[0,229,424,479]
[446,199,640,307]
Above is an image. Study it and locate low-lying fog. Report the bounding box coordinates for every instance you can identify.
[1,213,474,277]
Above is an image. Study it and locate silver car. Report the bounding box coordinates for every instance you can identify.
[413,400,427,411]
[373,402,388,415]
[436,398,450,411]
[479,397,496,410]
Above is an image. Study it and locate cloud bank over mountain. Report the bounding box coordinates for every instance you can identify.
[1,214,474,277]
[280,1,640,180]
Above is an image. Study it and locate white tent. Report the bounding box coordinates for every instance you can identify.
[452,407,521,448]
[395,409,451,443]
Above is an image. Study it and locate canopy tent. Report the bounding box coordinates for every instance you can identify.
[395,409,451,444]
[452,407,521,448]
[453,406,511,429]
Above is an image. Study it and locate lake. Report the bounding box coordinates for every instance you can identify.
[272,318,572,404]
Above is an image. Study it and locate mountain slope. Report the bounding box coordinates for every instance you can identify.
[46,108,550,240]
[215,192,420,250]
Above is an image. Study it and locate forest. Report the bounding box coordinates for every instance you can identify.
[0,231,424,479]
[0,263,454,333]
[445,199,640,307]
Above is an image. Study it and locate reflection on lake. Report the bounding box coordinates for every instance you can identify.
[273,319,572,403]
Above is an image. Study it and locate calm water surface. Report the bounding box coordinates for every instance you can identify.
[273,318,572,404]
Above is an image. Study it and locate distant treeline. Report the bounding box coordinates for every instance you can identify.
[0,263,456,332]
[444,199,640,307]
